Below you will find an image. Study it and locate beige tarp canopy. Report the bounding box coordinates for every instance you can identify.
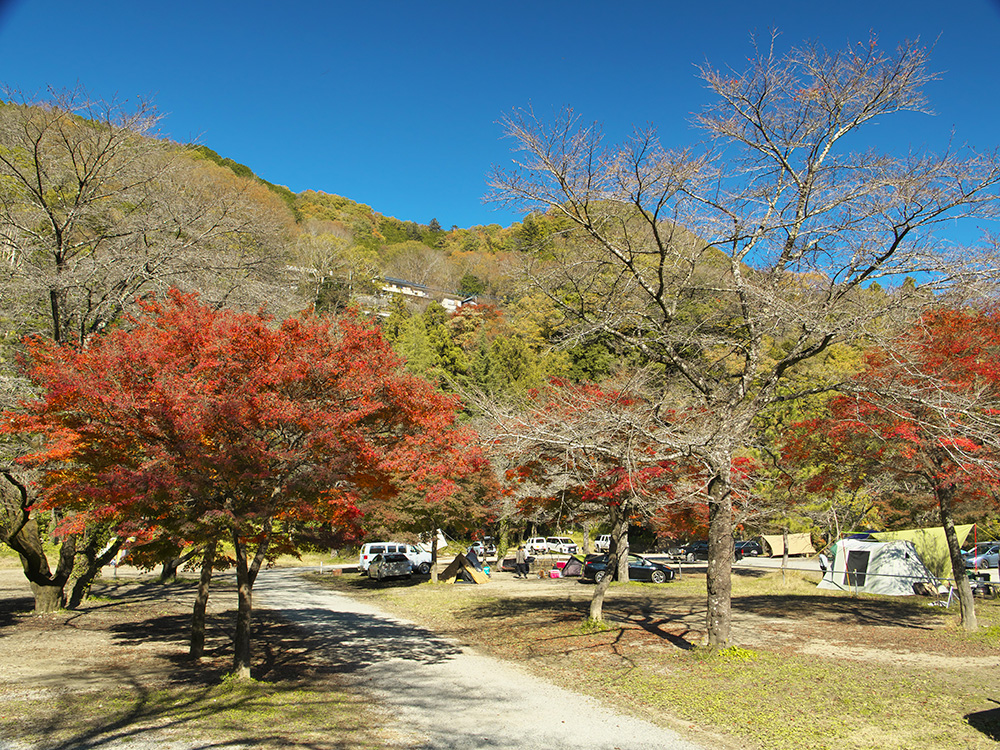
[870,524,975,579]
[760,533,816,557]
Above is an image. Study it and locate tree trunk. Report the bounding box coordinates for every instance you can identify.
[231,533,253,680]
[612,502,630,581]
[159,559,180,584]
[936,480,977,630]
[430,531,439,583]
[190,539,217,659]
[159,545,201,584]
[497,517,510,561]
[705,456,734,647]
[230,523,272,679]
[68,532,123,608]
[1,471,74,612]
[589,564,614,621]
[582,519,591,555]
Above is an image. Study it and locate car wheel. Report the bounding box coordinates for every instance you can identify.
[418,562,431,574]
[650,570,666,584]
[593,569,609,583]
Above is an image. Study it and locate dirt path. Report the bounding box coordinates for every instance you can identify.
[254,568,704,750]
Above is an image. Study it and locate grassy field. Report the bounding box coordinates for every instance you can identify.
[310,565,1000,750]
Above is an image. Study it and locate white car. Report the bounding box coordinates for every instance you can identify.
[359,542,432,574]
[525,537,549,555]
[545,537,579,554]
[594,534,611,553]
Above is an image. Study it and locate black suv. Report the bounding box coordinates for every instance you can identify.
[682,541,710,561]
[735,540,762,558]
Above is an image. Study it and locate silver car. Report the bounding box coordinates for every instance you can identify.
[368,552,413,581]
[963,543,999,569]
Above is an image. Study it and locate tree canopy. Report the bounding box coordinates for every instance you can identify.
[5,290,482,676]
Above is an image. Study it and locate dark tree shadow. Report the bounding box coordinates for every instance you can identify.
[965,700,1000,742]
[733,594,939,629]
[0,593,33,632]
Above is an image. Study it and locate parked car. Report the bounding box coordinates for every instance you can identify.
[359,542,432,574]
[525,537,549,555]
[594,534,611,552]
[682,541,710,561]
[735,540,763,557]
[656,539,686,556]
[583,554,676,584]
[368,552,413,581]
[546,537,579,554]
[963,543,999,569]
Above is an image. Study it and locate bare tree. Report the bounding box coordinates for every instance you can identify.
[477,372,688,621]
[488,37,1000,646]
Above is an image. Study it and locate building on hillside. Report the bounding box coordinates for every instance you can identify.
[377,277,478,315]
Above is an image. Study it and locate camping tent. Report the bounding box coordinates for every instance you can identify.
[760,533,816,557]
[560,555,585,577]
[439,553,489,584]
[870,524,974,579]
[817,538,938,596]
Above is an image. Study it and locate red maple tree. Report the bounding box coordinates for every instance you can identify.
[7,290,481,676]
[784,307,1000,629]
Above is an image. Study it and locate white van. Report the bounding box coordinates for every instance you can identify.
[359,542,432,574]
[594,534,611,552]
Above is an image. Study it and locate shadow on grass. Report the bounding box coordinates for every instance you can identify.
[460,593,701,651]
[734,593,940,629]
[965,699,1000,742]
[10,674,377,750]
[108,602,463,685]
[0,593,33,631]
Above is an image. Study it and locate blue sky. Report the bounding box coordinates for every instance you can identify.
[1,0,998,230]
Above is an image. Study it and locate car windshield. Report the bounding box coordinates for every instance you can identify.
[383,553,408,562]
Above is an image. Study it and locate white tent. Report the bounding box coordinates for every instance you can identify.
[817,538,938,596]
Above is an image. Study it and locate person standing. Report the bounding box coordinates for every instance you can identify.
[515,545,528,579]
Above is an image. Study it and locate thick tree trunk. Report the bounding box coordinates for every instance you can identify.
[1,471,73,612]
[159,546,201,584]
[12,521,75,613]
[582,519,591,555]
[705,456,734,648]
[589,564,614,621]
[936,480,977,630]
[69,532,123,608]
[589,502,627,622]
[497,517,510,561]
[190,539,217,659]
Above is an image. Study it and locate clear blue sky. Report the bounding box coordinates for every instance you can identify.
[1,0,998,230]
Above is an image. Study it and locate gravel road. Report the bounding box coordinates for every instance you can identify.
[254,568,703,750]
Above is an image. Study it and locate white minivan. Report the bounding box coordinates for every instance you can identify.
[359,542,432,574]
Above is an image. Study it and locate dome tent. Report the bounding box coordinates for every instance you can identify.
[817,538,938,596]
